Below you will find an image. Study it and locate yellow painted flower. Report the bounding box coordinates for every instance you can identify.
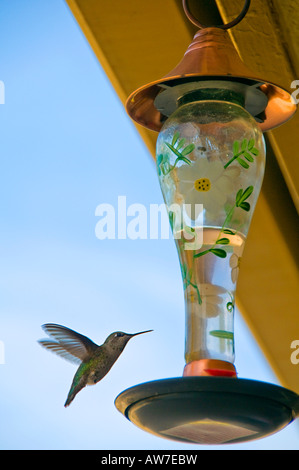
[187,283,226,318]
[177,159,240,217]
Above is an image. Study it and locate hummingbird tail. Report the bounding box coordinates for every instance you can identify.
[64,377,87,407]
[64,390,76,408]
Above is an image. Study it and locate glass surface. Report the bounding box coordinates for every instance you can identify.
[156,96,266,364]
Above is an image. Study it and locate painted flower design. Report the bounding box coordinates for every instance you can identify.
[187,283,226,318]
[176,159,240,217]
[229,253,241,284]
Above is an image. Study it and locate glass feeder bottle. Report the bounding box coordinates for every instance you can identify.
[156,89,266,374]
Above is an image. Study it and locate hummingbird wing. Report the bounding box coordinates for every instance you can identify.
[38,339,83,365]
[38,323,99,364]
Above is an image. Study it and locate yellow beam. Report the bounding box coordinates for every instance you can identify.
[237,139,299,391]
[216,0,299,212]
[65,0,299,392]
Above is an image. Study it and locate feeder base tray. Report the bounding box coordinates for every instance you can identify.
[115,377,299,445]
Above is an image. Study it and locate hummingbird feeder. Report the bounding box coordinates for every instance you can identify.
[115,0,299,445]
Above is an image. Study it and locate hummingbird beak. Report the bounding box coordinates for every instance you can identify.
[130,329,153,337]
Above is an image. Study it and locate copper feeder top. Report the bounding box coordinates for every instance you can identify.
[126,27,297,133]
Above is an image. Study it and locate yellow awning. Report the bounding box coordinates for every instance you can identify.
[65,0,299,393]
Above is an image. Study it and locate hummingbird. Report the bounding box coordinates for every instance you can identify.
[38,323,153,407]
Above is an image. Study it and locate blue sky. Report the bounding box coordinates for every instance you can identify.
[0,0,298,450]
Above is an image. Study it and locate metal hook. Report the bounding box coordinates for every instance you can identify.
[182,0,251,30]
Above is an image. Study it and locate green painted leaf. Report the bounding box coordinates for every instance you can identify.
[174,156,192,166]
[210,248,227,258]
[166,143,192,165]
[181,263,187,280]
[157,154,173,176]
[237,157,250,169]
[186,269,192,283]
[226,302,234,312]
[233,141,239,156]
[169,211,175,231]
[210,330,234,341]
[165,142,182,158]
[248,138,255,150]
[250,147,259,156]
[172,131,180,146]
[189,282,202,305]
[157,155,164,175]
[176,138,186,150]
[244,152,254,162]
[216,238,230,245]
[222,229,236,235]
[157,154,163,166]
[239,202,251,212]
[240,186,254,203]
[236,186,254,207]
[196,288,202,305]
[236,189,243,205]
[181,143,195,156]
[241,139,248,151]
[193,249,211,259]
[161,162,172,175]
[184,226,195,234]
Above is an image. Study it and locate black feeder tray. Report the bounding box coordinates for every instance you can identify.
[115,377,299,445]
